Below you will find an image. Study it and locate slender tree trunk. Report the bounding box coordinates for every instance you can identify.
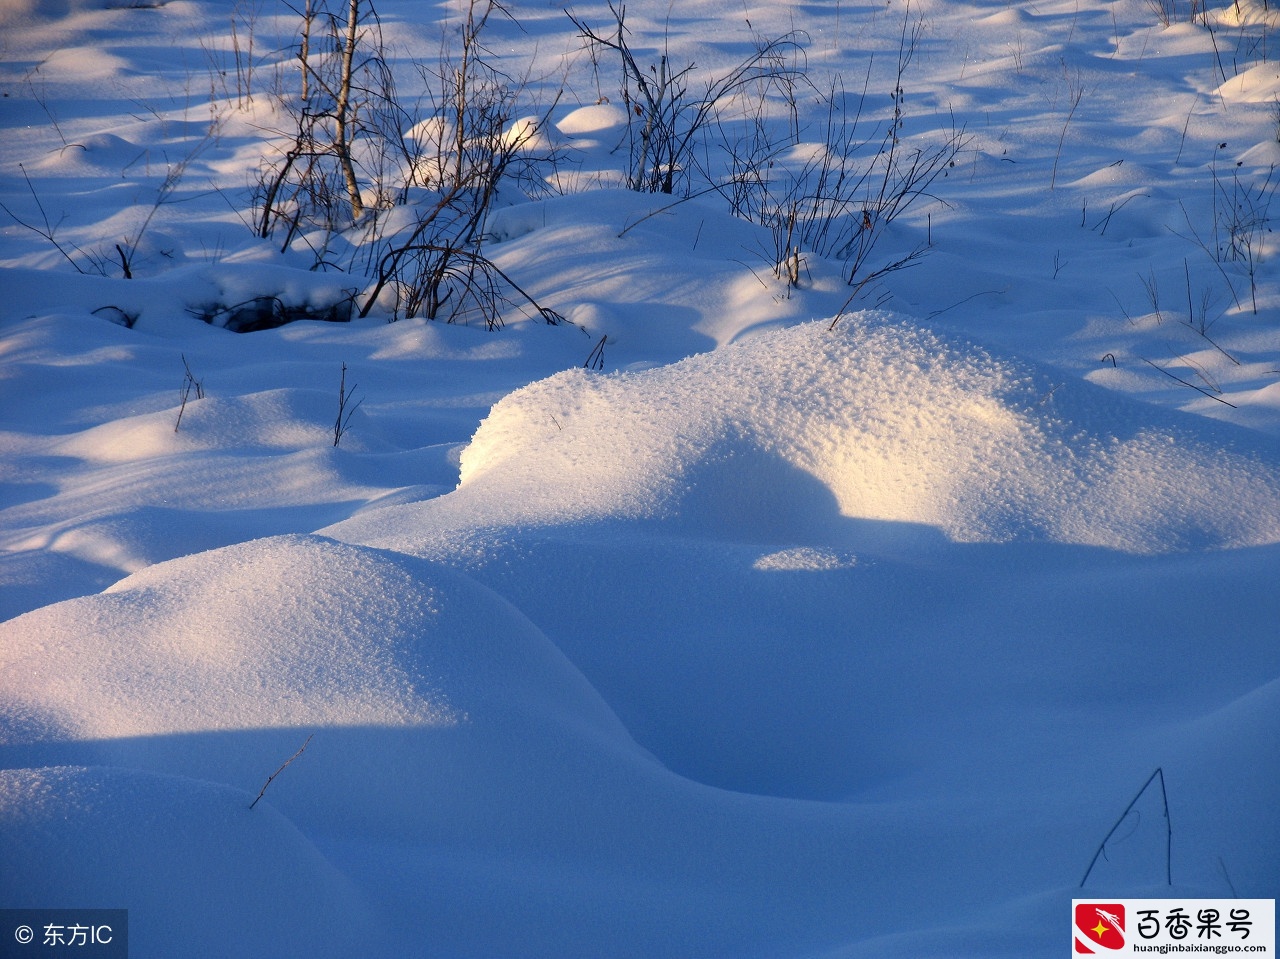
[299,0,312,102]
[335,0,364,220]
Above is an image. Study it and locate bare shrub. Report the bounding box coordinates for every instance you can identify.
[252,0,563,327]
[1145,0,1206,27]
[1175,144,1276,315]
[354,0,563,325]
[702,3,966,303]
[568,4,804,196]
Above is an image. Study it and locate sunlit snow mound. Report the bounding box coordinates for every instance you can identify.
[454,314,1280,554]
[0,532,676,950]
[0,534,642,844]
[0,532,629,745]
[0,535,458,743]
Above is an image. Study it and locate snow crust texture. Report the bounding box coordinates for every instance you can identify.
[456,317,1280,553]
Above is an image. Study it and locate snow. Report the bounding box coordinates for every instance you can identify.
[445,318,1280,552]
[2,0,1278,955]
[0,765,381,959]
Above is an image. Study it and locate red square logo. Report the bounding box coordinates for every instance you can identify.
[1075,903,1126,953]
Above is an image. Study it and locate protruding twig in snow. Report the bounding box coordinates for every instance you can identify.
[249,733,314,810]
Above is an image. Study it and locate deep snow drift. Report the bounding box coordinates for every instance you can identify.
[2,0,1278,955]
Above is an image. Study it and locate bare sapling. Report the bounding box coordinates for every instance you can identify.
[667,0,962,304]
[1215,159,1275,315]
[836,4,964,294]
[334,0,364,220]
[333,361,362,446]
[256,0,387,235]
[174,354,206,432]
[254,0,562,327]
[1173,144,1274,316]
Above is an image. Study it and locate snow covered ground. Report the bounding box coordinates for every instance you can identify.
[1,0,1277,955]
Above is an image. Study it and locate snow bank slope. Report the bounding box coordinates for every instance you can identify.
[9,530,1274,958]
[0,533,689,954]
[318,313,1280,864]
[3,330,1277,956]
[0,533,645,848]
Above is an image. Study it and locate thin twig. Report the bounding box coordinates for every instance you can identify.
[925,287,1007,320]
[249,733,314,810]
[1140,357,1238,406]
[175,353,204,432]
[584,334,607,370]
[616,182,725,238]
[1051,62,1085,190]
[0,164,89,273]
[1080,767,1172,887]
